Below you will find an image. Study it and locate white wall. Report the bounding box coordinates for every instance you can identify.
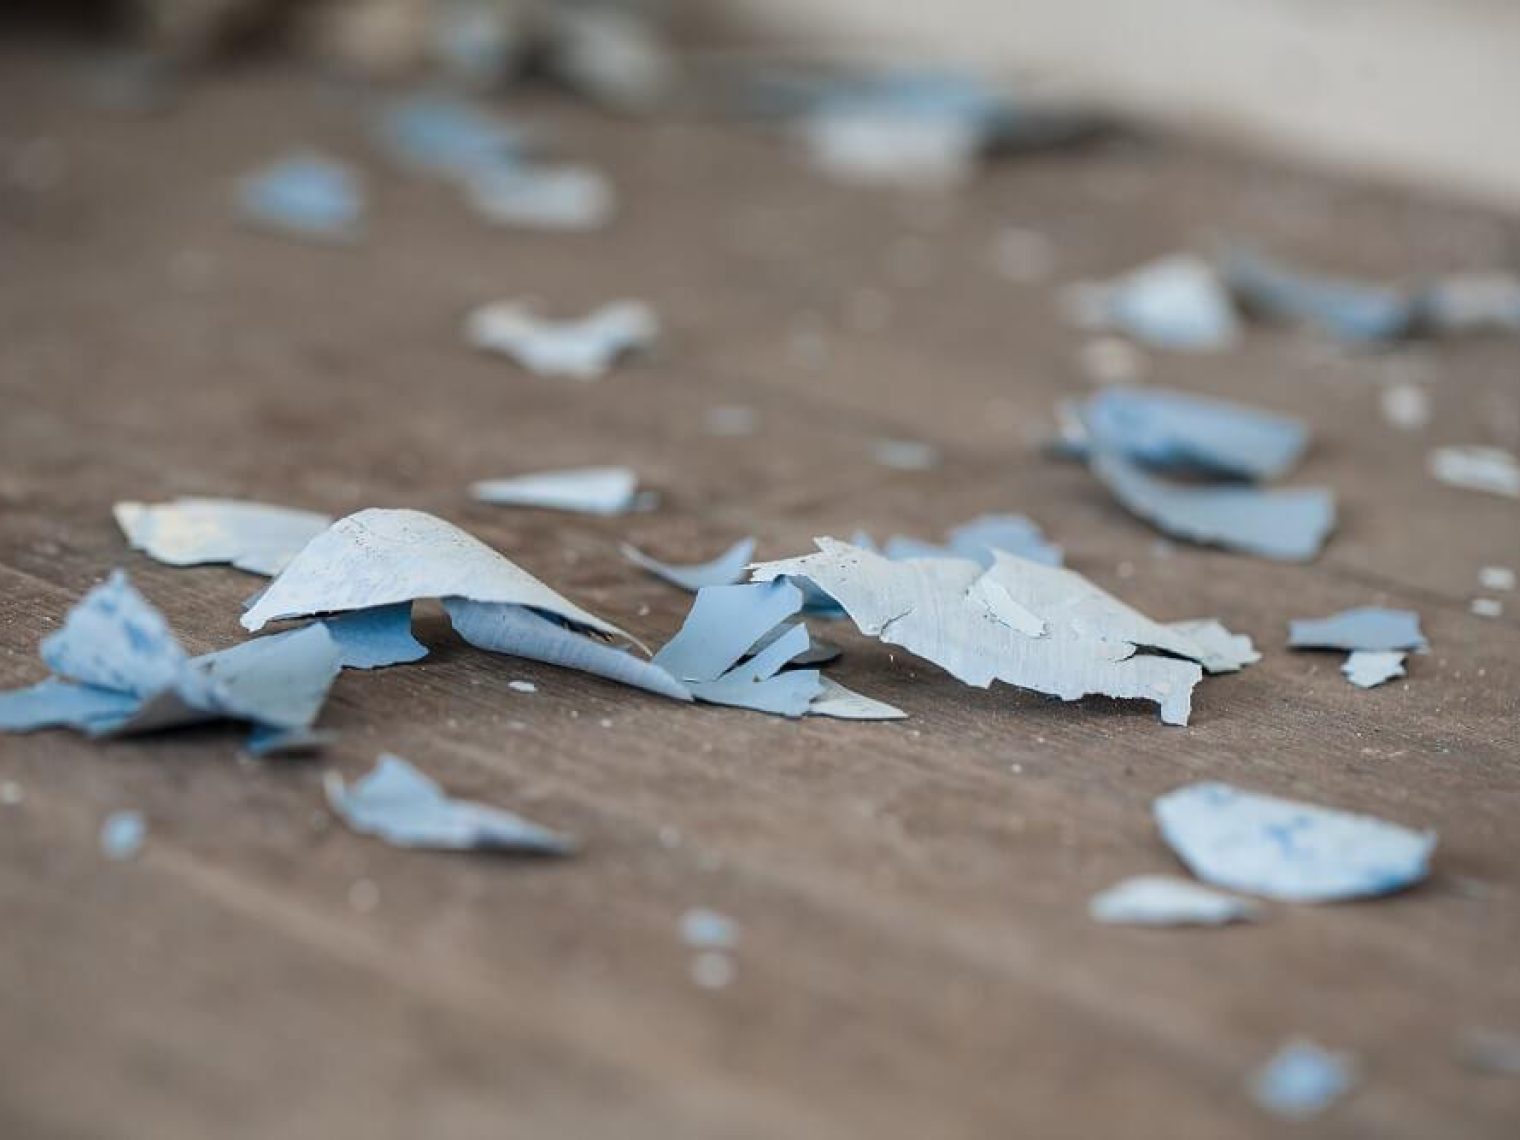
[724,0,1520,211]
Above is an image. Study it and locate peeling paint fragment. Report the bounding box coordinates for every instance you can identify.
[326,753,574,855]
[1155,782,1435,902]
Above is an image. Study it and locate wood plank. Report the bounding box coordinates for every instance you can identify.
[1,44,1517,1138]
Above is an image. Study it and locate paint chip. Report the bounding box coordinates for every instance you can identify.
[753,540,1210,725]
[1342,650,1406,689]
[1250,1040,1355,1120]
[623,537,756,592]
[1067,255,1238,351]
[466,300,657,380]
[1089,875,1257,926]
[100,810,146,860]
[471,467,645,515]
[1155,781,1435,902]
[325,753,574,854]
[1429,445,1520,498]
[237,152,363,243]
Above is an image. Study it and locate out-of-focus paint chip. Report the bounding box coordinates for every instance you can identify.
[325,753,574,854]
[1154,781,1435,903]
[1250,1040,1356,1120]
[1089,875,1256,926]
[471,467,644,515]
[467,163,614,230]
[1429,446,1520,498]
[100,811,146,860]
[1092,452,1335,562]
[466,300,657,380]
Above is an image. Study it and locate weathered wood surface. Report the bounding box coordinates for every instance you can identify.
[1,45,1518,1140]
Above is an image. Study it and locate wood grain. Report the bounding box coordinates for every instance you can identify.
[1,45,1518,1139]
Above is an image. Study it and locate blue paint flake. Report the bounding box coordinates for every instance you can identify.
[1155,781,1436,903]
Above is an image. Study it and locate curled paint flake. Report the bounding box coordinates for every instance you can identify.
[1222,247,1413,343]
[1250,1040,1356,1120]
[622,537,756,592]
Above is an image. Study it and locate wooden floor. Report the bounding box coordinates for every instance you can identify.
[2,44,1518,1140]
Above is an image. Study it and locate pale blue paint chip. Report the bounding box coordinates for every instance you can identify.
[1288,607,1427,652]
[1092,452,1335,562]
[100,811,146,860]
[322,604,428,669]
[622,537,756,592]
[326,753,574,855]
[1222,247,1414,343]
[1155,781,1436,903]
[237,153,363,242]
[1080,387,1309,482]
[1251,1040,1355,1119]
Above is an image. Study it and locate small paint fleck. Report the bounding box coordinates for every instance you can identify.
[1471,597,1503,618]
[509,680,537,693]
[100,811,146,860]
[0,781,23,806]
[680,907,739,950]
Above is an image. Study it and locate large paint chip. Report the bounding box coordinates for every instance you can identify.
[114,497,332,576]
[752,540,1207,725]
[467,163,614,230]
[326,753,574,855]
[1222,247,1413,343]
[1155,782,1436,903]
